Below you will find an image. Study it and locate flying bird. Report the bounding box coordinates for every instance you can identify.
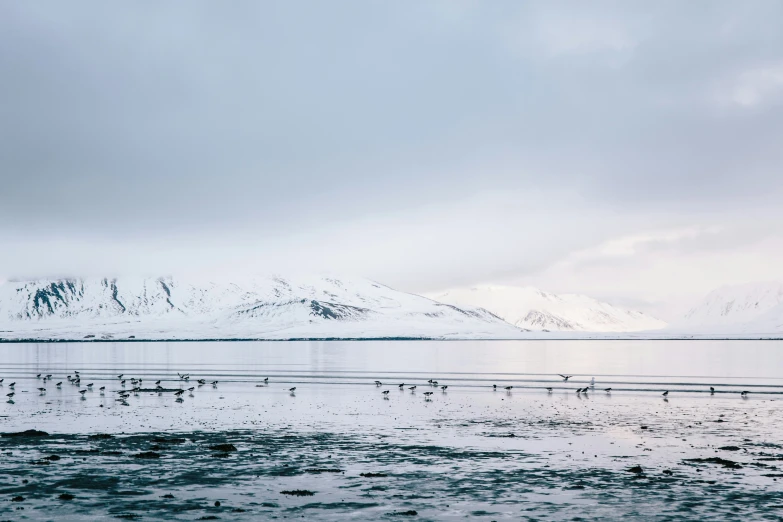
[559,375,573,382]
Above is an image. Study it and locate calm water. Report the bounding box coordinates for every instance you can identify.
[1,340,782,521]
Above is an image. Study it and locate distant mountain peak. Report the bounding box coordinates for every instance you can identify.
[429,285,666,333]
[676,281,783,333]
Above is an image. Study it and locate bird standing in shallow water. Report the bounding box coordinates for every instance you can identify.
[662,391,669,397]
[604,388,612,393]
[289,387,296,393]
[710,387,715,395]
[546,387,552,393]
[382,390,389,395]
[505,386,513,391]
[741,390,749,397]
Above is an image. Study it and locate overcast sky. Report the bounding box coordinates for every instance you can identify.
[1,1,782,320]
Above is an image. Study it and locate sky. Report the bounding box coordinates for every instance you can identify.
[1,0,782,321]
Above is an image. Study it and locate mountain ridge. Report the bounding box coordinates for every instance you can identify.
[428,285,667,332]
[0,276,527,341]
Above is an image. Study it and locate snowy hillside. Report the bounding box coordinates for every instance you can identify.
[673,281,783,334]
[429,285,667,332]
[0,276,527,341]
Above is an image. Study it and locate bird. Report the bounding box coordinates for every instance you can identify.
[441,385,448,391]
[576,388,582,394]
[187,387,195,392]
[6,392,15,398]
[409,386,417,391]
[559,375,573,382]
[375,380,382,386]
[117,374,124,379]
[211,381,218,386]
[37,387,46,393]
[121,380,126,386]
[662,391,669,397]
[604,388,612,393]
[0,378,3,383]
[493,384,497,390]
[427,379,433,384]
[37,374,41,379]
[398,383,405,389]
[505,386,513,391]
[9,382,15,388]
[46,374,52,379]
[155,380,161,385]
[710,387,715,395]
[99,386,105,391]
[86,383,93,388]
[196,379,205,385]
[431,381,438,386]
[546,387,553,393]
[423,391,433,396]
[289,387,296,393]
[382,390,390,395]
[263,377,269,384]
[741,390,749,397]
[174,390,185,396]
[79,389,87,395]
[55,381,62,387]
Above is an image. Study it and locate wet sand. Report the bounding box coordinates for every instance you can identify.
[2,375,783,520]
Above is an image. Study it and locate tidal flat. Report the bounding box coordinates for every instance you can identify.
[1,340,783,520]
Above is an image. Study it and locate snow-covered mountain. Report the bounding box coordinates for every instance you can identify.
[673,281,783,334]
[0,276,527,341]
[428,285,666,332]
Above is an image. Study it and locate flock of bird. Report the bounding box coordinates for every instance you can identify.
[373,374,753,401]
[0,372,220,405]
[0,372,755,405]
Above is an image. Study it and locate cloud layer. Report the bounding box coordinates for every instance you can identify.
[1,1,782,319]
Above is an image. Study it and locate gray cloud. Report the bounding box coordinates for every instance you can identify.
[1,1,782,313]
